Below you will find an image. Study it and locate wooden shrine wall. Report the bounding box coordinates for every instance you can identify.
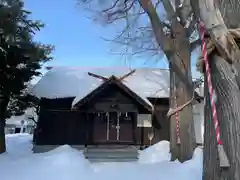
[35,110,87,145]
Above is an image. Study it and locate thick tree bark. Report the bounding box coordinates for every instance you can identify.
[0,93,10,154]
[203,53,240,180]
[169,67,195,162]
[175,62,196,162]
[177,85,196,162]
[169,67,180,161]
[168,46,196,162]
[189,0,240,178]
[203,70,220,180]
[169,25,196,162]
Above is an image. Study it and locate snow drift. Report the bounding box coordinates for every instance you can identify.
[0,134,203,180]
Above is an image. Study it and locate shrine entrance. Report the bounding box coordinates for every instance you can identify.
[106,112,134,143]
[107,112,118,141]
[75,70,152,146]
[92,112,135,144]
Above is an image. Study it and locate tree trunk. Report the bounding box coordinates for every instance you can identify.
[139,0,195,162]
[189,0,240,178]
[176,68,196,163]
[168,47,196,162]
[169,66,180,161]
[0,120,5,154]
[203,70,220,180]
[203,53,240,180]
[169,30,196,162]
[0,93,10,154]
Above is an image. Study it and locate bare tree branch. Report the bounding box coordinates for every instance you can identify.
[28,117,37,125]
[139,0,172,52]
[162,0,177,22]
[176,0,192,25]
[104,0,135,22]
[186,13,196,36]
[102,0,120,13]
[78,0,199,63]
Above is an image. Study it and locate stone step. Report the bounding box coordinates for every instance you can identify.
[88,158,138,163]
[85,153,138,159]
[86,146,137,151]
[85,152,138,158]
[84,147,139,163]
[86,145,136,149]
[85,149,138,154]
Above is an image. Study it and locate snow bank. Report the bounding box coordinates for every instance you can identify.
[96,146,202,180]
[0,134,203,180]
[0,134,94,180]
[5,133,33,156]
[138,141,171,163]
[94,141,202,180]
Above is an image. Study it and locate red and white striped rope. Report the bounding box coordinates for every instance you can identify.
[174,86,180,143]
[199,21,222,145]
[175,106,180,143]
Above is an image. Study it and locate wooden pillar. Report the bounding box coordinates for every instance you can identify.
[88,113,94,145]
[139,113,144,148]
[85,112,88,147]
[132,112,137,145]
[141,127,144,147]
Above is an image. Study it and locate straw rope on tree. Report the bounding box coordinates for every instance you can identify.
[196,28,240,73]
[199,22,230,168]
[191,0,240,177]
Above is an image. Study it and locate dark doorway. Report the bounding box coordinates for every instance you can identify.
[108,112,118,141]
[15,128,21,133]
[118,112,134,143]
[108,112,134,143]
[93,112,135,144]
[93,113,108,143]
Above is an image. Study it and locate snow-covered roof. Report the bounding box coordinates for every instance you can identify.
[29,67,170,106]
[29,66,203,107]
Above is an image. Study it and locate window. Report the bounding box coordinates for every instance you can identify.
[137,114,152,127]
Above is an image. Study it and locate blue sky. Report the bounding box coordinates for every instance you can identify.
[24,0,200,83]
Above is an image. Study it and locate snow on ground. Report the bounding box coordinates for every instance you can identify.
[0,134,203,180]
[138,140,171,163]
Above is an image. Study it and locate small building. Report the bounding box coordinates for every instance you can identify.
[5,108,37,134]
[29,67,204,152]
